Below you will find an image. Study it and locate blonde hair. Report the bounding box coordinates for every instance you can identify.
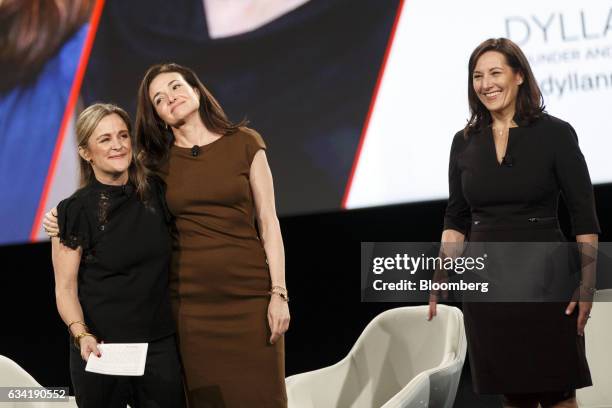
[76,103,150,199]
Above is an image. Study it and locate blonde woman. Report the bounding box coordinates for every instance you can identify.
[45,64,290,407]
[51,103,185,408]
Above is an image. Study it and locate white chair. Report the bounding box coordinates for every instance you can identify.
[576,289,612,408]
[286,305,466,408]
[0,355,77,407]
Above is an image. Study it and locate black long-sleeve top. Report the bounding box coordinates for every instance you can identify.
[444,113,600,236]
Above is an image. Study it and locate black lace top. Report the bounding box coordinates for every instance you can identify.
[57,176,175,342]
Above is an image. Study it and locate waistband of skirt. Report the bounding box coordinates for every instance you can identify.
[471,216,559,231]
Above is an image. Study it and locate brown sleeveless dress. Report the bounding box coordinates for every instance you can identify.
[160,128,286,407]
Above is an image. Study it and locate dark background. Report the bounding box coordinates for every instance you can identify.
[1,184,610,407]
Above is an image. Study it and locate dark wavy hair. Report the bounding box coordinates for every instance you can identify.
[0,0,92,93]
[135,63,247,169]
[464,38,545,137]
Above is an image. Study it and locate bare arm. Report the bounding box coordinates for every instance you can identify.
[52,238,100,359]
[249,150,289,344]
[250,150,285,289]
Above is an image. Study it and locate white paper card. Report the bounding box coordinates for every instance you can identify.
[85,343,148,376]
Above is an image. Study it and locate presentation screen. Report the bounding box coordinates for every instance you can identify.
[345,0,612,208]
[1,0,610,245]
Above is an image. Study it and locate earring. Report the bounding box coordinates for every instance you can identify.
[165,122,169,130]
[89,158,94,165]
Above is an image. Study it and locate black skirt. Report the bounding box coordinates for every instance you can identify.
[464,221,591,394]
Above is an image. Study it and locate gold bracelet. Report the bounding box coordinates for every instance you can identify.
[73,332,96,349]
[270,285,287,294]
[268,290,289,302]
[68,320,88,333]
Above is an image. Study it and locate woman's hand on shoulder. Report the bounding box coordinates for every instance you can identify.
[43,207,59,237]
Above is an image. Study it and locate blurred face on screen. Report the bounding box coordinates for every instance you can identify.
[79,113,132,181]
[149,72,200,127]
[472,51,523,116]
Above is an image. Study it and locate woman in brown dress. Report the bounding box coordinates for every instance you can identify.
[134,63,290,407]
[44,63,289,406]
